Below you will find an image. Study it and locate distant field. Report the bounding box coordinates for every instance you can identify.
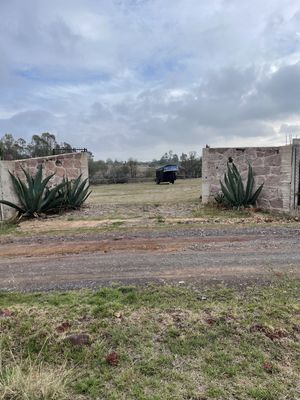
[88,179,202,205]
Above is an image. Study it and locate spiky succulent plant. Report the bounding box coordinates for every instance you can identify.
[220,162,264,208]
[0,166,91,218]
[60,175,91,209]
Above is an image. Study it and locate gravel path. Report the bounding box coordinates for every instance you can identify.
[0,226,299,291]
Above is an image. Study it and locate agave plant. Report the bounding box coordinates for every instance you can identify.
[0,166,91,218]
[220,162,264,208]
[0,166,67,217]
[61,175,91,209]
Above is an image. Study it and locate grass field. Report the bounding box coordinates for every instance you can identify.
[0,280,299,399]
[11,179,296,236]
[1,179,202,236]
[88,179,202,205]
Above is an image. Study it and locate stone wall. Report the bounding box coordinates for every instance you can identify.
[202,145,294,213]
[0,152,88,221]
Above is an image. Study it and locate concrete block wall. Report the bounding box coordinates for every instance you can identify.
[202,145,293,213]
[0,152,88,221]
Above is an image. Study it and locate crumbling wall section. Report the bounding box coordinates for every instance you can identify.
[202,145,293,213]
[0,152,88,221]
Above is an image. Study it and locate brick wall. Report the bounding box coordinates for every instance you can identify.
[0,152,88,220]
[202,145,293,213]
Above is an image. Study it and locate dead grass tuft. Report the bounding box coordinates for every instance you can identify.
[0,361,72,400]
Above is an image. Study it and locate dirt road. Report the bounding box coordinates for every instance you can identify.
[0,225,299,291]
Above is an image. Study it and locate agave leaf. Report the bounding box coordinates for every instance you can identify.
[65,176,82,203]
[249,183,264,205]
[223,176,237,206]
[224,172,230,190]
[39,182,67,212]
[21,167,34,194]
[227,165,239,204]
[19,168,36,210]
[82,190,92,203]
[36,173,56,211]
[72,190,91,209]
[76,181,90,206]
[220,180,237,205]
[237,176,245,206]
[31,167,46,211]
[72,188,90,208]
[231,163,241,183]
[17,179,29,207]
[33,165,43,192]
[72,175,82,191]
[231,163,245,205]
[75,178,89,197]
[8,172,26,204]
[64,176,90,208]
[8,172,34,212]
[0,199,25,213]
[245,164,254,203]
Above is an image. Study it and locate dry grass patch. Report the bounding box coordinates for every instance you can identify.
[0,361,72,400]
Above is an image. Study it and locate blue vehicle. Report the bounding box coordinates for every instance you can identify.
[155,164,178,184]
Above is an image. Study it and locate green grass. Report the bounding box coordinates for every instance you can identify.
[0,222,18,236]
[88,179,201,205]
[192,204,256,219]
[0,280,299,399]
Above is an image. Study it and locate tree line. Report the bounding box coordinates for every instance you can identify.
[0,133,73,160]
[89,150,202,184]
[0,133,202,183]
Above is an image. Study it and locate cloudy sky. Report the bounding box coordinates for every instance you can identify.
[1,0,300,160]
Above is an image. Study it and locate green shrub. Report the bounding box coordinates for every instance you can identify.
[220,162,263,208]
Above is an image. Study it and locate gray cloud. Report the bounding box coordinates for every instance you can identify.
[1,0,300,159]
[0,110,57,139]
